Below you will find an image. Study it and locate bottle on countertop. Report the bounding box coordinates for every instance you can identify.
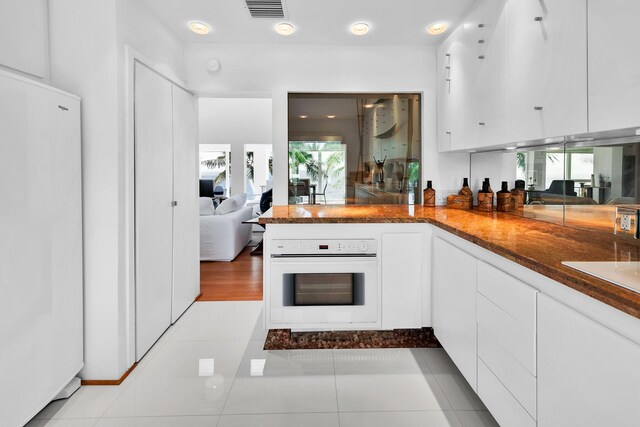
[497,181,512,212]
[423,180,436,207]
[511,179,525,209]
[484,177,493,194]
[459,178,473,198]
[477,180,493,212]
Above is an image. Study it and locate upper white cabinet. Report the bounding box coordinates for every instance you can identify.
[537,294,640,427]
[588,0,640,132]
[432,237,478,390]
[0,0,48,78]
[507,0,588,143]
[437,25,469,152]
[466,0,508,149]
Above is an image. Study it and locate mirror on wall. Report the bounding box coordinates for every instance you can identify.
[513,139,640,233]
[288,93,422,205]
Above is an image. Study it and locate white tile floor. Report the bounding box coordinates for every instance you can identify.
[29,301,498,427]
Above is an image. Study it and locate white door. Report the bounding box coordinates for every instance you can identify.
[134,62,174,360]
[588,0,640,132]
[507,0,588,142]
[171,85,200,323]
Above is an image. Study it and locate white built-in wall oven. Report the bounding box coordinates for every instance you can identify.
[269,239,379,329]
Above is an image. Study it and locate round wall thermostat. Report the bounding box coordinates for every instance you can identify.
[206,59,221,73]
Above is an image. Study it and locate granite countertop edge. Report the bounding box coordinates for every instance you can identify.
[258,205,640,320]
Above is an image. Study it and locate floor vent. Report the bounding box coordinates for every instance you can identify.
[245,0,285,18]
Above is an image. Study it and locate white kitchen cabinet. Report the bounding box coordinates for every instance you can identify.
[437,25,469,152]
[432,237,477,390]
[0,70,82,427]
[0,0,48,78]
[537,293,640,427]
[507,0,588,142]
[466,0,508,149]
[381,233,422,328]
[588,0,640,132]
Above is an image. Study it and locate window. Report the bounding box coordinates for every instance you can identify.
[288,93,422,205]
[199,144,230,196]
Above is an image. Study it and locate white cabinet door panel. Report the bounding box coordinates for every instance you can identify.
[538,294,640,427]
[0,74,82,426]
[134,63,174,360]
[381,233,422,328]
[588,0,640,132]
[507,0,588,142]
[466,0,508,149]
[171,85,200,323]
[432,237,477,390]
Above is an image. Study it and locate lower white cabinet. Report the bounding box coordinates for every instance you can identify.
[432,237,478,390]
[381,233,422,329]
[537,294,640,427]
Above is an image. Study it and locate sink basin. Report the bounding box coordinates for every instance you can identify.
[562,261,640,294]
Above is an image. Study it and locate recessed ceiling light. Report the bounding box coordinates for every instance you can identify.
[326,115,336,119]
[505,146,516,150]
[351,22,370,36]
[189,21,211,35]
[364,104,375,109]
[299,115,308,119]
[275,22,295,36]
[548,146,561,151]
[426,23,447,35]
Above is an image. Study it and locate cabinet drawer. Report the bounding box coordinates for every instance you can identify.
[477,293,536,375]
[477,261,538,331]
[478,326,536,419]
[478,359,536,427]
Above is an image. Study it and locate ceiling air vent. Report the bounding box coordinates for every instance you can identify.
[245,0,285,18]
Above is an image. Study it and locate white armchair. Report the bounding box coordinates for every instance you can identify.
[199,197,253,261]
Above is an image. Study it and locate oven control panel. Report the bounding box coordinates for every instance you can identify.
[271,239,377,256]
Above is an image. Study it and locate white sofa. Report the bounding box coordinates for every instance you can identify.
[200,197,253,261]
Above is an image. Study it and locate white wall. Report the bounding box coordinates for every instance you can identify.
[0,0,48,79]
[186,43,470,205]
[49,0,187,380]
[49,0,124,380]
[199,98,273,197]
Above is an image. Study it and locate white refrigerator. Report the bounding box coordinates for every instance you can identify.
[0,70,83,426]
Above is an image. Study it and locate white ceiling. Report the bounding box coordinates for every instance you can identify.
[141,0,479,46]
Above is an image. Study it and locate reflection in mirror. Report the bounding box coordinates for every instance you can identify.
[288,93,421,205]
[515,140,639,234]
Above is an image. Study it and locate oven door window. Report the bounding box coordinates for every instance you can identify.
[283,273,365,306]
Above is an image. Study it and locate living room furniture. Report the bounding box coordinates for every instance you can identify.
[544,180,577,196]
[315,181,329,204]
[288,179,317,204]
[134,62,199,360]
[200,199,253,261]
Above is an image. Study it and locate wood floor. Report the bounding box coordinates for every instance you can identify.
[198,246,263,301]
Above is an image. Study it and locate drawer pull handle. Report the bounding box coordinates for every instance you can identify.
[478,55,485,59]
[446,78,451,82]
[478,23,485,28]
[534,16,543,22]
[534,106,543,111]
[479,122,486,126]
[446,131,452,135]
[478,39,485,44]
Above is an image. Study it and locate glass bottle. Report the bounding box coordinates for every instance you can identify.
[497,181,512,212]
[423,180,436,207]
[459,178,473,198]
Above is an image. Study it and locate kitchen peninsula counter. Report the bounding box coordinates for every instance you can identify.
[260,205,640,319]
